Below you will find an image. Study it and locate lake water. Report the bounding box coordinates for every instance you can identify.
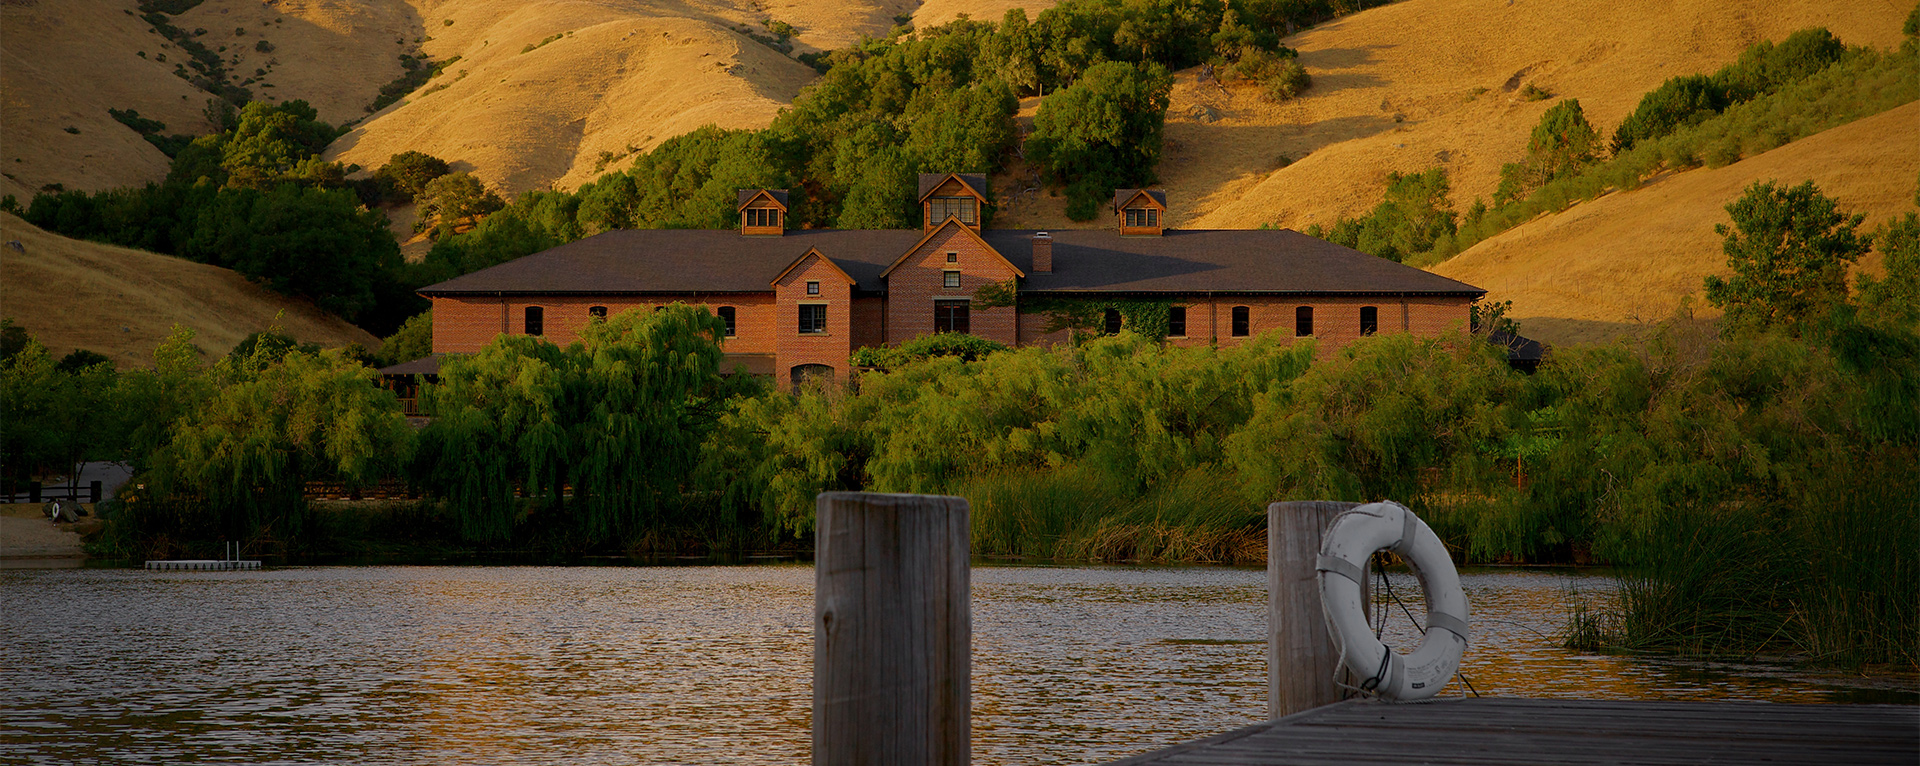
[1,565,1908,765]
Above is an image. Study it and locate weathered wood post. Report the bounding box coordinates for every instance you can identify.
[814,492,970,766]
[1268,500,1361,719]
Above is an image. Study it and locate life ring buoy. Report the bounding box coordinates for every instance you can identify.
[1315,501,1469,701]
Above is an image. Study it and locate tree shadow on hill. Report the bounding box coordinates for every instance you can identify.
[1160,113,1397,213]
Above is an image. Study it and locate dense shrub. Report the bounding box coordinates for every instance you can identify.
[852,333,1010,369]
[1612,28,1845,152]
[1704,180,1867,333]
[373,151,451,203]
[1308,168,1457,262]
[1495,99,1600,206]
[415,305,742,543]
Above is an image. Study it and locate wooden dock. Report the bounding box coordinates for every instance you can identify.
[1103,697,1920,766]
[144,559,260,571]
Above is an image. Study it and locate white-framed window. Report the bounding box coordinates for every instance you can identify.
[943,270,961,289]
[806,280,819,296]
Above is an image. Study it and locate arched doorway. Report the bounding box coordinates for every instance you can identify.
[791,364,835,389]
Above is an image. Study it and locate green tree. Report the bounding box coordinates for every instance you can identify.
[1704,180,1868,332]
[376,310,435,366]
[1497,99,1600,205]
[149,345,414,538]
[416,305,733,543]
[374,151,452,203]
[1027,61,1174,220]
[178,184,401,320]
[1313,168,1457,262]
[219,100,341,189]
[417,172,505,235]
[1858,209,1920,327]
[0,318,31,365]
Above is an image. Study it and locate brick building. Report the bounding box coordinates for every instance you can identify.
[405,173,1487,388]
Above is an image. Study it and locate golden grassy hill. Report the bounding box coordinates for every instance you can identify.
[913,0,1056,28]
[1430,101,1920,348]
[1170,0,1912,232]
[1,0,215,200]
[0,212,378,368]
[326,0,916,196]
[166,0,423,124]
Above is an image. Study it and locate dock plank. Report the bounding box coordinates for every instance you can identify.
[1102,698,1920,766]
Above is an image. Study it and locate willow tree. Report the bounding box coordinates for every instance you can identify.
[149,345,414,539]
[417,305,730,544]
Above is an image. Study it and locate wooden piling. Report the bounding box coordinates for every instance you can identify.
[813,492,971,766]
[1267,500,1360,719]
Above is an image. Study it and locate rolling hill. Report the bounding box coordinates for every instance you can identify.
[996,0,1912,231]
[1431,101,1920,347]
[0,212,378,368]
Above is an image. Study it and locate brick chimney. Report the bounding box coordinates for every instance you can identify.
[1032,231,1052,273]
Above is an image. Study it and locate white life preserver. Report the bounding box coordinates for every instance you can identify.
[1315,501,1469,701]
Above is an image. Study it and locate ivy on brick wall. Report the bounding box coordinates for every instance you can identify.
[976,280,1172,342]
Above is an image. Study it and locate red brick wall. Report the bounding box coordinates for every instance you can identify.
[429,294,774,355]
[773,253,854,389]
[884,225,1020,347]
[850,297,886,350]
[1164,296,1473,353]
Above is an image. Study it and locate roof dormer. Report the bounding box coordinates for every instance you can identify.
[1114,189,1167,236]
[918,173,990,232]
[738,189,789,236]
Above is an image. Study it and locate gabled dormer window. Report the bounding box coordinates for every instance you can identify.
[737,189,789,235]
[1124,208,1158,228]
[926,197,977,227]
[744,208,781,228]
[1115,189,1166,236]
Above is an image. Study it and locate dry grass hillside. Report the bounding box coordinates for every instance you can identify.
[1,0,215,200]
[1430,102,1920,348]
[166,0,424,123]
[913,0,1054,28]
[0,213,378,368]
[1171,0,1911,231]
[327,0,914,196]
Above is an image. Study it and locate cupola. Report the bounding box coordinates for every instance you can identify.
[1114,189,1167,236]
[917,173,990,232]
[737,189,789,236]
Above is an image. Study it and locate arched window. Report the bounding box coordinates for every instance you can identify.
[1231,306,1250,337]
[717,306,737,337]
[1360,306,1378,336]
[791,364,835,389]
[589,305,608,320]
[524,306,544,336]
[1295,306,1314,337]
[1104,308,1123,335]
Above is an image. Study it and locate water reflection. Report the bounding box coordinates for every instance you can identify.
[0,566,1906,765]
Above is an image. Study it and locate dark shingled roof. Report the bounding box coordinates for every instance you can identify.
[918,173,989,201]
[1113,189,1168,210]
[419,229,921,295]
[418,228,1484,298]
[983,229,1483,296]
[377,355,442,376]
[735,189,789,209]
